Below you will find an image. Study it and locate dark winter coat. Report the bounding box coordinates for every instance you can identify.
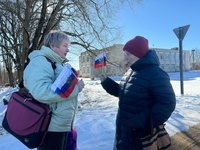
[101,50,176,150]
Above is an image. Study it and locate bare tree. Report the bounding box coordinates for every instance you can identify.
[189,49,200,70]
[0,0,142,86]
[193,49,200,70]
[0,43,16,86]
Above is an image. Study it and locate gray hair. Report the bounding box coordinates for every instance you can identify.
[44,30,69,47]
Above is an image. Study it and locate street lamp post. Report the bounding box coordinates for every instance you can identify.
[192,49,195,70]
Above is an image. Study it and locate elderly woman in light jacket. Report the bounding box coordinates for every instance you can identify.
[23,30,84,150]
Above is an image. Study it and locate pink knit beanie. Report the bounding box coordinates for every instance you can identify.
[123,36,149,58]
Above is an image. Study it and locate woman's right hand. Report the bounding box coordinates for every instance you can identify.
[100,74,107,82]
[77,79,84,92]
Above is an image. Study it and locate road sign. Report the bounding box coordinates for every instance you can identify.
[173,24,190,95]
[173,25,190,40]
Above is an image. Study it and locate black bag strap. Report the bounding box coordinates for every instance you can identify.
[45,57,56,70]
[19,56,56,88]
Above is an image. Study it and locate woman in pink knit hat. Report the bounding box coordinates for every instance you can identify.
[101,36,176,150]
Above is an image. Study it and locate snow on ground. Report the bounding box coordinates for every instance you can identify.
[0,71,200,150]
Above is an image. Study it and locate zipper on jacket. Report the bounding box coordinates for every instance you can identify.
[120,70,134,106]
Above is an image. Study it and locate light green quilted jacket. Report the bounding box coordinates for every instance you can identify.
[23,46,79,132]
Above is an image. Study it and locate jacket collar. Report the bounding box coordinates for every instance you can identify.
[130,50,160,71]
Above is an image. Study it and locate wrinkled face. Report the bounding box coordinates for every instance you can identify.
[124,50,139,67]
[51,39,70,59]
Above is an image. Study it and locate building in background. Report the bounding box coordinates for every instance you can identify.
[79,44,190,78]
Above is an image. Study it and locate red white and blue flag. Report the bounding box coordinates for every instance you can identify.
[51,64,78,98]
[94,52,106,68]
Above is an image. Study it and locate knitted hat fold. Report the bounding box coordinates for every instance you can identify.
[123,36,149,58]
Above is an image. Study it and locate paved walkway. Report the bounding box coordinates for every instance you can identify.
[171,123,200,150]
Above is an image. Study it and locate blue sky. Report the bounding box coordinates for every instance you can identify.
[116,0,200,50]
[69,0,200,69]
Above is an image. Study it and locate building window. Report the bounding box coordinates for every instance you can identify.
[82,56,85,62]
[82,67,85,73]
[165,53,170,60]
[171,53,176,59]
[160,53,164,59]
[171,64,175,71]
[176,53,179,60]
